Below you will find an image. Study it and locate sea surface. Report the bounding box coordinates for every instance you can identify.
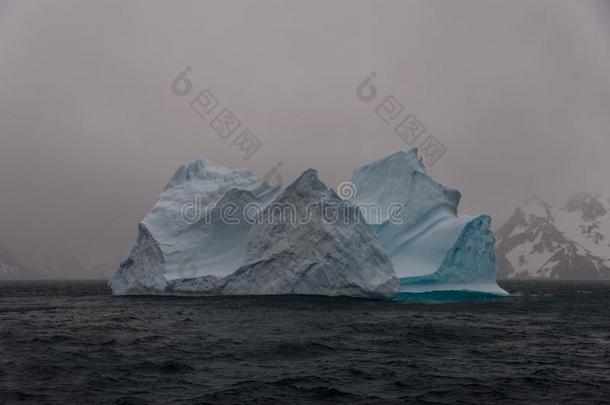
[1,280,610,404]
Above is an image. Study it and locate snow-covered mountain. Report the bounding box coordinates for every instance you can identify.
[111,148,504,298]
[497,193,610,279]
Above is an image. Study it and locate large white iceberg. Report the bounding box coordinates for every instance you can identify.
[110,148,505,298]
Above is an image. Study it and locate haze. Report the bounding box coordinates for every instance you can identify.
[1,0,609,278]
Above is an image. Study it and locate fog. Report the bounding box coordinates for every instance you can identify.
[1,0,609,277]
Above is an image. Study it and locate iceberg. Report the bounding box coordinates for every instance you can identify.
[351,149,506,295]
[110,148,505,298]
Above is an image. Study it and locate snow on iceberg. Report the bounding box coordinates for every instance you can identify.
[351,148,506,295]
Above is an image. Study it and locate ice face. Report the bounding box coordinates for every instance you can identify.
[378,213,473,278]
[399,215,507,295]
[110,160,281,294]
[352,149,460,224]
[188,169,398,298]
[352,148,506,294]
[145,160,281,280]
[110,224,168,295]
[351,149,465,278]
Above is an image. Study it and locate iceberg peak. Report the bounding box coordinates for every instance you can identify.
[167,158,254,190]
[355,147,426,179]
[352,148,460,225]
[286,169,326,193]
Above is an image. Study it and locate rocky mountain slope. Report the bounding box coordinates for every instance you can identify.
[497,193,610,279]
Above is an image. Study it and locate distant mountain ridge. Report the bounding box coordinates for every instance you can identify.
[497,193,610,279]
[0,246,36,280]
[0,246,19,279]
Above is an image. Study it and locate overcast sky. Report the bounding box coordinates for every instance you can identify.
[1,0,609,277]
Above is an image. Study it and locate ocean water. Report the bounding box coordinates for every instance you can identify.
[1,280,610,404]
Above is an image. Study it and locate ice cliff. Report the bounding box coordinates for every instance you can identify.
[351,149,505,294]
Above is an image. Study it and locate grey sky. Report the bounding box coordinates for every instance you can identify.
[1,0,609,277]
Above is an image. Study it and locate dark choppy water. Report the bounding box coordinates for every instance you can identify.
[1,281,610,404]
